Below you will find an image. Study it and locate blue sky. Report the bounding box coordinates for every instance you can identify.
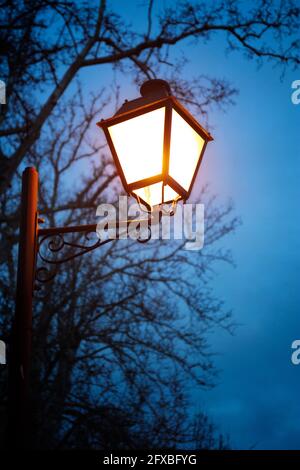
[187,30,300,450]
[200,79,300,448]
[74,1,300,449]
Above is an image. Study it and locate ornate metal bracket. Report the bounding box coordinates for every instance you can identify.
[35,215,157,288]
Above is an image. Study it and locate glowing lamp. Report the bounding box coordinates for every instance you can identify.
[97,79,213,210]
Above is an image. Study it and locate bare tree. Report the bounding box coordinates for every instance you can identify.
[0,84,238,448]
[0,0,298,449]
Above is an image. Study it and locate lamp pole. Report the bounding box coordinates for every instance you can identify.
[7,167,38,449]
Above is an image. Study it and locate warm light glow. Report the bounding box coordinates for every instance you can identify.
[134,183,179,207]
[108,107,165,184]
[169,110,205,191]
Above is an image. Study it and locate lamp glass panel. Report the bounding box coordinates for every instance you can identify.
[108,107,165,184]
[133,183,179,207]
[163,185,180,203]
[169,109,205,191]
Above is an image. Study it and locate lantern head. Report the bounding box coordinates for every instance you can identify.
[97,79,213,210]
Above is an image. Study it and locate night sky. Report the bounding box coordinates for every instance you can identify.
[195,46,300,449]
[185,22,300,450]
[26,0,299,450]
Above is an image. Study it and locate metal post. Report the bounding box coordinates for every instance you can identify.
[6,167,38,449]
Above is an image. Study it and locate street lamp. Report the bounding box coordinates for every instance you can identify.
[7,79,212,449]
[97,79,212,209]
